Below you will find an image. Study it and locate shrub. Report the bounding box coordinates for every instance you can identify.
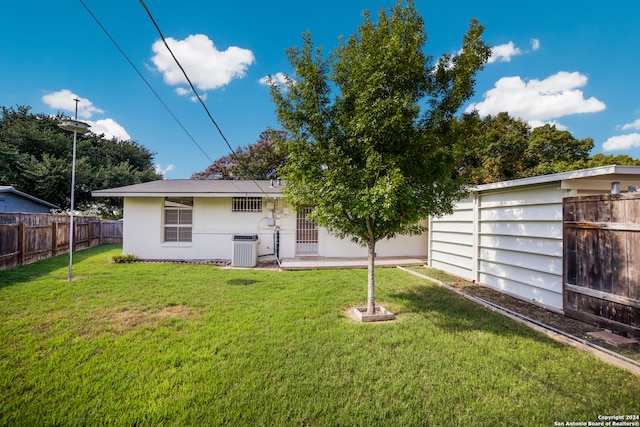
[111,254,138,264]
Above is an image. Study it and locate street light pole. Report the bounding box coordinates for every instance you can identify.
[58,98,90,281]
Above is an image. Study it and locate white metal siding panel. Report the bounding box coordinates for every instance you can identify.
[428,197,475,281]
[440,206,475,221]
[478,272,563,310]
[479,203,562,222]
[430,258,473,280]
[479,220,563,239]
[431,250,473,271]
[429,220,475,234]
[478,247,562,276]
[478,234,562,257]
[479,185,565,207]
[430,240,474,259]
[428,185,567,311]
[476,184,566,310]
[479,260,561,294]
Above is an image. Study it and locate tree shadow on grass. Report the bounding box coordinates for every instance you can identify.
[391,283,550,339]
[226,278,259,286]
[0,244,118,289]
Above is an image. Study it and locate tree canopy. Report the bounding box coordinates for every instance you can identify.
[0,105,161,217]
[191,130,287,180]
[453,112,640,185]
[268,1,491,314]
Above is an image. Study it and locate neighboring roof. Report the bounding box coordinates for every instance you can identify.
[473,165,640,193]
[92,179,284,198]
[0,186,60,209]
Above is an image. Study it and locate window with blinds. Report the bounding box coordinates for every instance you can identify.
[232,197,262,212]
[164,197,193,242]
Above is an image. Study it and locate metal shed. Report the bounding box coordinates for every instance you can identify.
[428,165,640,312]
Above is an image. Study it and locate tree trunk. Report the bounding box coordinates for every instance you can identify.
[367,240,376,315]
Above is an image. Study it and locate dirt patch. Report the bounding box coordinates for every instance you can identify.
[343,307,361,322]
[83,305,201,337]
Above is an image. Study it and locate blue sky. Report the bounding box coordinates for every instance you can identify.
[2,1,639,179]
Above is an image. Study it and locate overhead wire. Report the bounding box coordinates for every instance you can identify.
[80,0,271,198]
[137,0,272,198]
[138,0,235,155]
[78,0,214,164]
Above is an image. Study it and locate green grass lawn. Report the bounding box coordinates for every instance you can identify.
[1,245,638,426]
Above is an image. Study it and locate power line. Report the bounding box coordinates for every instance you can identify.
[136,1,270,199]
[80,0,270,198]
[138,0,235,155]
[78,0,214,164]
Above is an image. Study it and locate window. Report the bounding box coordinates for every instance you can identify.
[164,197,193,242]
[232,197,262,212]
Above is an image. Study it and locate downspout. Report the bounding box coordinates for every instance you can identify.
[274,226,281,268]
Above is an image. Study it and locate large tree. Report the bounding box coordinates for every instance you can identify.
[191,130,288,180]
[452,111,637,185]
[268,1,491,315]
[0,105,161,217]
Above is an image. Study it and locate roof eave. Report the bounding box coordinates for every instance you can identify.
[470,165,640,192]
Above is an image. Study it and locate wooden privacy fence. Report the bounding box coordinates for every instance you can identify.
[0,213,122,271]
[563,192,640,336]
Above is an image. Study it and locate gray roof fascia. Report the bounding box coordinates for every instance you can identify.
[92,179,284,198]
[470,165,640,193]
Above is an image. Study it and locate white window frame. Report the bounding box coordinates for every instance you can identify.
[163,197,193,243]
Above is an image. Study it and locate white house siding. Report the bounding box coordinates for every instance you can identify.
[318,227,428,258]
[123,196,428,261]
[269,208,428,259]
[122,197,163,257]
[123,196,280,260]
[429,184,569,311]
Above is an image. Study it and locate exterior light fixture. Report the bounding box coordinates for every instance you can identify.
[58,98,91,281]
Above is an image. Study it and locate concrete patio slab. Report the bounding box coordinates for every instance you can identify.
[278,256,427,270]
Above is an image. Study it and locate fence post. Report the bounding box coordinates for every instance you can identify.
[18,222,26,266]
[51,222,57,257]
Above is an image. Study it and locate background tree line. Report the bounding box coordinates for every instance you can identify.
[193,112,640,185]
[0,105,161,217]
[453,111,640,185]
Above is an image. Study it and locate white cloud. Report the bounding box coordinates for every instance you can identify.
[259,72,295,91]
[43,89,131,141]
[466,71,606,123]
[151,34,255,94]
[87,118,131,141]
[155,164,175,176]
[622,118,640,131]
[42,89,104,119]
[487,42,522,64]
[175,87,208,102]
[603,133,640,151]
[530,38,541,51]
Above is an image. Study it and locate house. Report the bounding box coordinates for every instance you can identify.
[92,179,428,265]
[428,165,640,312]
[0,186,60,213]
